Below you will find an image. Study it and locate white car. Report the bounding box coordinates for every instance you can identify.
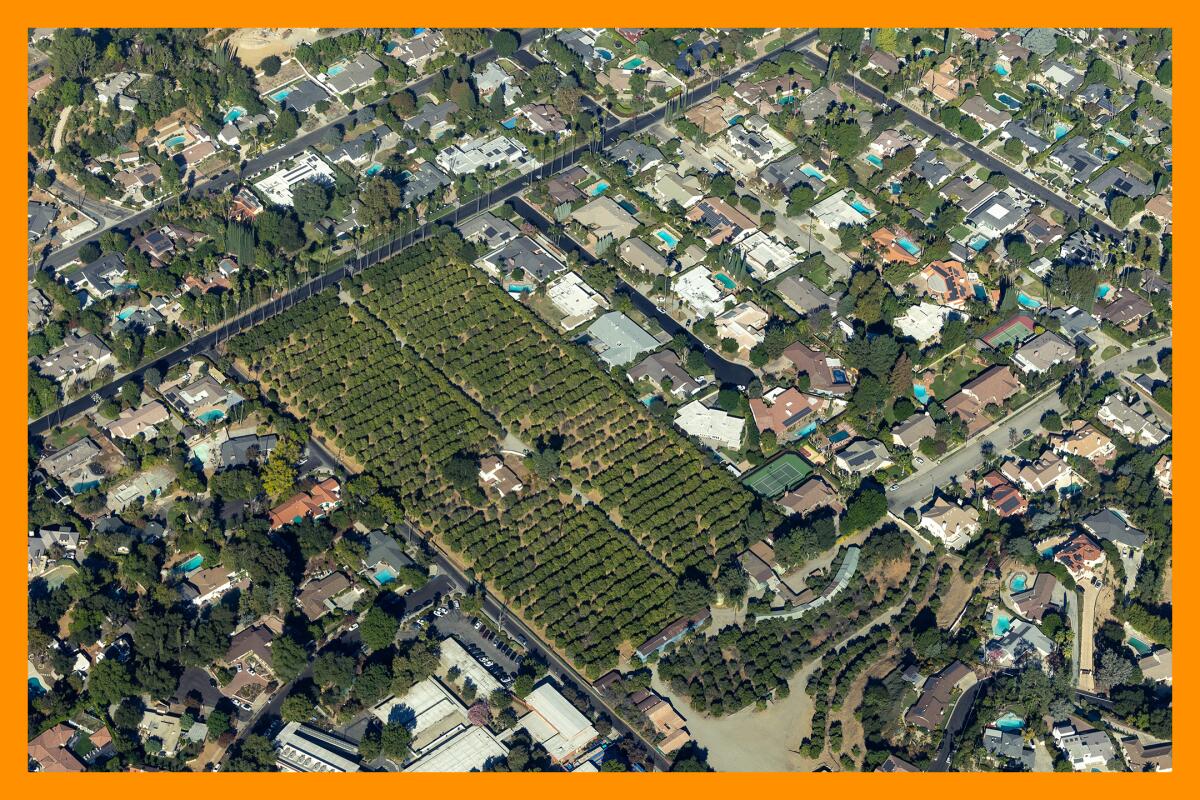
[914,456,925,465]
[888,484,899,492]
[473,620,483,630]
[347,622,359,632]
[452,599,460,610]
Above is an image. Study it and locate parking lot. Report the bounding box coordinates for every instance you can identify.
[430,608,524,680]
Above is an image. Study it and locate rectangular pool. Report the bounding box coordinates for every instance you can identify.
[588,180,609,197]
[375,567,397,585]
[897,237,921,256]
[714,272,736,290]
[655,229,679,249]
[271,88,292,103]
[1128,637,1153,656]
[621,57,644,70]
[866,154,883,167]
[850,200,874,217]
[995,93,1022,111]
[178,554,204,573]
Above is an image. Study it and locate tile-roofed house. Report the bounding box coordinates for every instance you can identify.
[920,59,962,103]
[777,477,841,517]
[715,301,770,354]
[297,572,352,621]
[980,472,1029,518]
[269,479,342,529]
[1053,533,1106,579]
[478,456,523,498]
[104,400,169,440]
[748,387,827,440]
[782,342,853,395]
[919,497,980,550]
[1000,450,1076,494]
[892,413,936,450]
[1082,509,1147,549]
[1052,421,1115,465]
[959,95,1012,134]
[1013,331,1075,374]
[627,350,702,398]
[28,723,85,772]
[944,366,1022,436]
[519,103,568,136]
[1011,573,1060,623]
[834,439,894,475]
[905,661,976,730]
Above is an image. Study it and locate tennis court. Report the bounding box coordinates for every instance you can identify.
[742,452,813,498]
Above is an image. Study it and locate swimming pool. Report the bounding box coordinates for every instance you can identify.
[994,63,1010,77]
[714,272,736,290]
[223,106,246,124]
[73,480,100,494]
[891,181,902,195]
[796,421,818,438]
[270,88,292,103]
[617,199,638,214]
[995,713,1024,732]
[327,64,345,77]
[1054,122,1071,141]
[801,164,829,181]
[116,307,137,321]
[969,235,990,252]
[866,153,884,167]
[1097,283,1113,300]
[995,92,1022,111]
[1128,637,1153,656]
[163,134,187,148]
[1041,547,1055,559]
[500,116,517,129]
[374,567,397,585]
[178,553,204,573]
[655,229,679,249]
[198,409,225,424]
[850,200,874,217]
[1107,130,1132,148]
[507,285,533,293]
[621,57,644,70]
[1026,82,1048,94]
[897,237,921,256]
[1017,292,1042,310]
[596,48,613,60]
[993,612,1012,635]
[588,180,609,197]
[727,114,744,126]
[29,677,46,695]
[913,383,930,404]
[1010,573,1028,592]
[364,163,384,177]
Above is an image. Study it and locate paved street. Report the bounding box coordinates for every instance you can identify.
[888,339,1169,515]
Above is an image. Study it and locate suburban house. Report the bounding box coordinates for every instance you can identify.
[1097,393,1168,446]
[674,400,745,451]
[734,230,799,280]
[478,456,524,498]
[775,275,835,317]
[182,567,242,607]
[985,619,1054,666]
[570,196,640,244]
[1053,724,1116,770]
[163,374,244,423]
[919,497,980,550]
[1138,649,1172,684]
[782,342,853,396]
[834,439,894,475]
[36,332,115,386]
[749,387,832,441]
[979,472,1029,518]
[715,301,770,354]
[39,437,105,493]
[776,477,842,517]
[1013,331,1076,374]
[982,727,1035,769]
[296,572,352,621]
[911,260,976,308]
[892,413,936,450]
[1082,509,1147,549]
[685,196,757,246]
[104,401,170,441]
[905,661,977,730]
[609,139,664,174]
[1052,421,1116,465]
[943,365,1022,435]
[920,58,962,102]
[28,723,85,772]
[618,237,671,275]
[627,350,703,398]
[1121,737,1172,772]
[269,479,342,529]
[582,312,660,367]
[1097,289,1153,332]
[1053,533,1106,580]
[1000,450,1077,494]
[1010,573,1061,623]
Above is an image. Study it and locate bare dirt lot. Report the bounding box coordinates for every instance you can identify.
[225,29,321,68]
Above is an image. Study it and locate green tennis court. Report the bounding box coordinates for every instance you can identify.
[742,452,813,498]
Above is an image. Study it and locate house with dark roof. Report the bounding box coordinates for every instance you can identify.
[905,661,976,730]
[911,150,952,188]
[1089,166,1155,201]
[1082,509,1147,549]
[480,235,566,282]
[781,342,853,395]
[627,350,702,398]
[219,434,277,469]
[1010,572,1060,622]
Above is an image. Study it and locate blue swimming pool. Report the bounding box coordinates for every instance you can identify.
[617,199,638,214]
[727,114,744,126]
[375,567,397,585]
[1017,292,1042,310]
[1097,283,1113,300]
[596,48,613,61]
[178,554,204,573]
[891,181,902,195]
[223,106,246,124]
[850,200,874,217]
[969,235,990,252]
[797,421,818,438]
[589,181,609,197]
[994,63,1010,77]
[1054,122,1071,141]
[995,713,1024,731]
[913,383,930,404]
[778,95,795,105]
[1026,82,1047,95]
[163,134,187,148]
[655,229,679,249]
[29,677,46,695]
[501,116,517,129]
[271,88,292,103]
[1010,574,1027,592]
[364,163,383,177]
[995,93,1022,111]
[897,237,921,256]
[327,64,345,77]
[1041,547,1055,559]
[116,307,136,321]
[621,57,644,70]
[73,480,100,494]
[993,612,1012,635]
[198,409,225,423]
[1108,130,1132,148]
[801,164,828,181]
[866,154,883,167]
[714,272,736,290]
[1128,637,1153,656]
[508,285,533,293]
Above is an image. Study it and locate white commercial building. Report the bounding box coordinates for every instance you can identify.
[517,683,599,764]
[274,721,361,772]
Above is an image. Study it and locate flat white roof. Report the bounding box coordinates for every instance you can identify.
[404,725,508,772]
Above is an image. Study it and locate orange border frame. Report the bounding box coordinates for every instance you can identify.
[7,7,1189,792]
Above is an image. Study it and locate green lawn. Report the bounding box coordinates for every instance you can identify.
[48,424,88,449]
